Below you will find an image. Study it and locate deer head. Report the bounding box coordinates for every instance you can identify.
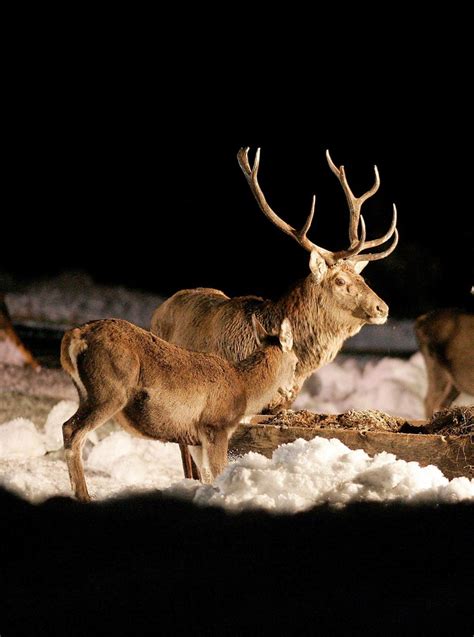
[237,148,398,326]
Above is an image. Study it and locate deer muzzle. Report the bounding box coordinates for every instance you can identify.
[365,298,389,324]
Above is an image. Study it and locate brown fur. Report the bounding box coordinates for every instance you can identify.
[61,318,297,501]
[0,293,40,370]
[415,309,474,416]
[151,262,388,407]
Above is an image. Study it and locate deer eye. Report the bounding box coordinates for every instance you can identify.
[335,277,346,286]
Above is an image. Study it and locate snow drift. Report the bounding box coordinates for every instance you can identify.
[0,398,473,510]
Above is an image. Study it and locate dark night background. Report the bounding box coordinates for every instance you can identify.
[3,29,473,320]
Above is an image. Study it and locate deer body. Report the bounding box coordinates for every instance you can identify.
[153,148,399,478]
[153,148,397,413]
[61,318,296,501]
[415,309,474,416]
[153,261,387,401]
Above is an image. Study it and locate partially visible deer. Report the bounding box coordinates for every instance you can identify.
[0,293,40,369]
[415,309,474,416]
[152,147,399,477]
[61,316,296,501]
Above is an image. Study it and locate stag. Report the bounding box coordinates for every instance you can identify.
[61,317,296,501]
[152,148,399,477]
[415,309,474,416]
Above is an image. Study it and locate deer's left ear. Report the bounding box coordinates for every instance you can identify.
[353,261,368,274]
[279,317,294,352]
[309,250,328,283]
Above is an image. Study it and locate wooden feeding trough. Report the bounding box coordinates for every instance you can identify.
[229,407,474,480]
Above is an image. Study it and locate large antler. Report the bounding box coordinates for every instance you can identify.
[326,150,398,263]
[237,147,367,264]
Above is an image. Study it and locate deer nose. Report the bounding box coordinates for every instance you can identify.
[376,302,388,316]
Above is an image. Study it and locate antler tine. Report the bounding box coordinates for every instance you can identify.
[326,149,397,263]
[333,216,367,260]
[237,147,330,258]
[326,150,380,246]
[361,203,398,250]
[351,202,399,261]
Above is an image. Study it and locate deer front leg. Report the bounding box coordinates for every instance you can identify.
[202,430,229,483]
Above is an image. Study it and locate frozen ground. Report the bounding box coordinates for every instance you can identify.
[0,353,472,510]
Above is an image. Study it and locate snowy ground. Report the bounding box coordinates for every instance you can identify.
[1,273,472,510]
[1,353,473,511]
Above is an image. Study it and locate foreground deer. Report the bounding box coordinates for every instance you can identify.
[152,148,399,477]
[415,309,474,416]
[61,317,296,501]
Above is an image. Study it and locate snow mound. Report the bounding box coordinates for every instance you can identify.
[0,418,46,459]
[44,400,79,451]
[87,431,182,489]
[167,437,474,512]
[1,396,473,509]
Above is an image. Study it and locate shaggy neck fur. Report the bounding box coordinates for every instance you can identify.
[267,274,364,382]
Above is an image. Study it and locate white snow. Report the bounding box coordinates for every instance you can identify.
[168,437,474,512]
[0,390,472,510]
[294,353,429,418]
[0,418,46,459]
[43,400,80,451]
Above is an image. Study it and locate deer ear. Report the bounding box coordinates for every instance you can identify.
[353,260,368,274]
[279,317,294,352]
[251,314,269,347]
[309,250,328,282]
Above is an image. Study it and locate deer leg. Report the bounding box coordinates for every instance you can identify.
[188,446,202,481]
[179,444,201,480]
[438,385,460,410]
[424,353,458,416]
[62,399,124,502]
[197,444,213,484]
[205,430,229,481]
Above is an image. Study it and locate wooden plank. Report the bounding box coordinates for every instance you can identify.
[229,423,474,480]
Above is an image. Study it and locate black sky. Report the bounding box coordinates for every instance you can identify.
[4,31,473,318]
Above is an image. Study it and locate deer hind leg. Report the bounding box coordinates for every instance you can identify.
[424,353,459,417]
[62,399,124,502]
[180,444,201,480]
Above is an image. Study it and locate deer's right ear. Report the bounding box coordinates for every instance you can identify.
[279,317,294,352]
[309,250,328,283]
[251,314,269,347]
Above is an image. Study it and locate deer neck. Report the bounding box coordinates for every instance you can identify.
[235,348,292,415]
[275,275,362,380]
